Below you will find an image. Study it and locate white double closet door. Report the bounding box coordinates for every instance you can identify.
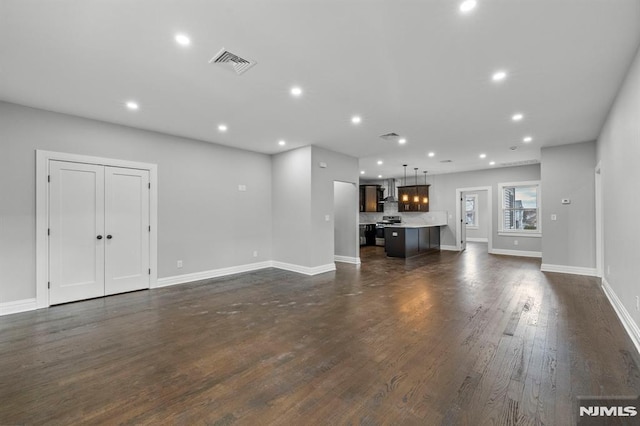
[49,160,150,305]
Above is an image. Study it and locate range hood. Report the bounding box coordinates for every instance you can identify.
[383,179,397,202]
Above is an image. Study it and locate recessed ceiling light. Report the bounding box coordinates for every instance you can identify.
[360,170,365,175]
[523,136,533,143]
[459,0,477,13]
[175,34,191,46]
[428,152,435,157]
[290,86,303,97]
[490,161,496,166]
[512,113,524,121]
[278,140,286,146]
[218,124,228,132]
[126,101,139,110]
[351,115,362,124]
[378,175,383,179]
[492,70,507,82]
[479,153,487,159]
[377,160,383,165]
[398,138,406,144]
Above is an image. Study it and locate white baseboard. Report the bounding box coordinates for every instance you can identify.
[602,278,640,356]
[467,237,488,243]
[0,298,38,316]
[272,261,336,276]
[334,255,361,265]
[155,261,273,288]
[540,263,598,277]
[440,245,459,251]
[490,248,542,258]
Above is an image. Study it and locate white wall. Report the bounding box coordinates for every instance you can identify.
[0,102,273,304]
[596,43,640,331]
[541,141,596,270]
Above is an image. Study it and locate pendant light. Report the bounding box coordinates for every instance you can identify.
[402,164,409,202]
[413,168,419,203]
[422,171,429,204]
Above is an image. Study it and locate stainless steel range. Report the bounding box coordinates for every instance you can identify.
[375,215,402,246]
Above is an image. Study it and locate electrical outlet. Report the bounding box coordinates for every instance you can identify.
[636,296,639,312]
[551,214,557,221]
[177,260,183,268]
[325,214,330,222]
[514,240,519,246]
[253,251,258,257]
[607,265,611,275]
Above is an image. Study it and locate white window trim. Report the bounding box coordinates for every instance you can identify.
[465,194,479,229]
[497,180,541,236]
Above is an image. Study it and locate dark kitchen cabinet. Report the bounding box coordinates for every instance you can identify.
[359,185,384,212]
[397,185,430,212]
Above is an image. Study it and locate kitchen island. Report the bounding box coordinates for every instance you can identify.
[384,224,444,258]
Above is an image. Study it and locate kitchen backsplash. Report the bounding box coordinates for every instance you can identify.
[360,202,448,226]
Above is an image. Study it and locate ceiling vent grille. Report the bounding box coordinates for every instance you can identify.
[379,132,400,141]
[209,48,257,75]
[499,159,539,167]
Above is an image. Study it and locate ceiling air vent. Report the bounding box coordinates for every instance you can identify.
[379,132,400,141]
[209,48,257,75]
[499,159,539,167]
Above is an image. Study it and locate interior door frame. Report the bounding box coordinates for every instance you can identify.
[595,162,603,278]
[36,150,158,309]
[455,186,493,252]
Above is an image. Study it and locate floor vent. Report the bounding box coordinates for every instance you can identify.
[209,48,257,75]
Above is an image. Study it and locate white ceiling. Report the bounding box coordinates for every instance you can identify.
[1,0,639,178]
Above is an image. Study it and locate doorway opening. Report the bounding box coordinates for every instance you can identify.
[455,186,493,253]
[333,181,360,265]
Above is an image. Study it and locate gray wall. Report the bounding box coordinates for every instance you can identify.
[427,164,542,252]
[596,43,640,327]
[0,102,273,303]
[541,141,596,268]
[334,181,358,258]
[271,146,312,267]
[311,146,359,266]
[464,190,489,240]
[271,145,359,268]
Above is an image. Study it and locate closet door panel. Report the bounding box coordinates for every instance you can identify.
[49,161,105,305]
[104,167,150,295]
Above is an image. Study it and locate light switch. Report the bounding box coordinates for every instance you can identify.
[561,198,571,204]
[551,214,557,221]
[325,214,330,222]
[238,184,247,192]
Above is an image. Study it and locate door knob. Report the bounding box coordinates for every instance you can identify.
[106,235,113,239]
[97,235,103,240]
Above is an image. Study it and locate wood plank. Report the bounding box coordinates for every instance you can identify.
[0,243,638,424]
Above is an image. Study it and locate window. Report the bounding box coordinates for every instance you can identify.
[498,181,541,236]
[465,194,478,228]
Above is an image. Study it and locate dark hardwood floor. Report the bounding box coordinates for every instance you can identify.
[1,243,638,425]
